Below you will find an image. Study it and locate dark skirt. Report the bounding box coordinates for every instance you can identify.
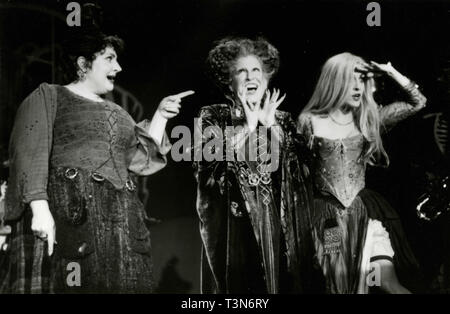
[311,188,420,294]
[1,167,154,293]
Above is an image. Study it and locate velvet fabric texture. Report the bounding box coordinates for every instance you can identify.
[194,104,321,294]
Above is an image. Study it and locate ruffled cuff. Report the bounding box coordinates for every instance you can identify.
[128,119,172,176]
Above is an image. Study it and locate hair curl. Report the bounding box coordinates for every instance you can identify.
[206,37,280,93]
[60,3,124,83]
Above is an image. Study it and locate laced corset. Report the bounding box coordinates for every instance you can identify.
[51,86,137,189]
[312,134,366,207]
[298,81,427,207]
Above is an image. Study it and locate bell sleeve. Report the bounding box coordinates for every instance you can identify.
[128,119,172,176]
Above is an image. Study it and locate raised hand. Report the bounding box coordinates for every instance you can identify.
[369,61,396,74]
[355,61,375,79]
[370,61,410,87]
[258,89,286,127]
[157,90,195,119]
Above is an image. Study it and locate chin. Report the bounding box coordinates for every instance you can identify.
[246,97,261,105]
[347,100,361,108]
[247,93,264,105]
[104,84,114,93]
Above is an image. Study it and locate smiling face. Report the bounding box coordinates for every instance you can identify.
[344,71,365,108]
[83,46,122,95]
[230,55,268,106]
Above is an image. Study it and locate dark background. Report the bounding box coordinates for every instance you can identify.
[1,0,449,292]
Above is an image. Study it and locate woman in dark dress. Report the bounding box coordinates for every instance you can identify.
[1,29,193,293]
[297,52,426,293]
[194,37,317,294]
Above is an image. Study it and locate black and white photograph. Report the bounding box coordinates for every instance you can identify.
[0,0,449,301]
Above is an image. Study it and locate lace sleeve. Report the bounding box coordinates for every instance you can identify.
[380,81,427,133]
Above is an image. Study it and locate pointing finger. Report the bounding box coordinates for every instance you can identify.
[173,90,195,99]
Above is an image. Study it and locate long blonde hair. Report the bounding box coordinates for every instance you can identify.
[299,52,388,166]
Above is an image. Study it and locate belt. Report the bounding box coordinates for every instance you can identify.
[64,168,136,192]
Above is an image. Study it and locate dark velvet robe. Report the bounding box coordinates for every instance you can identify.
[193,104,321,294]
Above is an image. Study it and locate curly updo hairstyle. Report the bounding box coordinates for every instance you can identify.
[60,3,124,83]
[206,37,280,94]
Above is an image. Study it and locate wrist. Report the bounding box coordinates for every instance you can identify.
[30,200,49,216]
[388,68,410,87]
[259,116,277,128]
[246,122,257,133]
[153,110,169,123]
[265,119,277,128]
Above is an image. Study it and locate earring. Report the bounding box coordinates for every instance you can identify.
[77,69,87,81]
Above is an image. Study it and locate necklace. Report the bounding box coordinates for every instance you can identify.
[329,113,353,126]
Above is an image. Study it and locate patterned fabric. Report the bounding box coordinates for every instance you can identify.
[1,84,169,293]
[47,167,154,293]
[308,134,366,208]
[51,86,170,189]
[0,210,52,293]
[298,81,427,208]
[297,82,426,293]
[311,193,368,293]
[193,103,319,294]
[379,81,427,133]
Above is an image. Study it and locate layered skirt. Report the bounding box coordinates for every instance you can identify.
[1,167,153,293]
[311,188,420,294]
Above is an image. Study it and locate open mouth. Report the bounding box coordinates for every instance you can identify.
[352,93,361,101]
[106,75,116,83]
[245,83,258,94]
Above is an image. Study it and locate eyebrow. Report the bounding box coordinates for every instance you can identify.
[235,66,261,71]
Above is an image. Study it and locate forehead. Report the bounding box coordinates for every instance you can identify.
[234,55,262,68]
[97,46,117,57]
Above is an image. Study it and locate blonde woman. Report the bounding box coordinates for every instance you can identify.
[297,52,426,294]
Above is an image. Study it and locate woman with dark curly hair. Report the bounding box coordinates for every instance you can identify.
[194,37,319,293]
[1,22,193,293]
